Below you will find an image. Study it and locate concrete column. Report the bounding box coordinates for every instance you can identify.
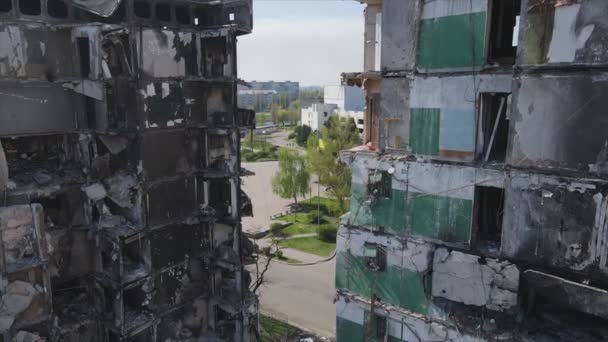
[364,4,382,72]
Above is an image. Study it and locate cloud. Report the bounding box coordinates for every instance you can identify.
[237,15,364,87]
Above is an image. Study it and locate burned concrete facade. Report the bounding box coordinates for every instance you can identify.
[337,0,608,341]
[0,0,258,341]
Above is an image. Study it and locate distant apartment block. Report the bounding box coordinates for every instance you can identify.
[301,103,339,132]
[238,89,278,112]
[238,81,300,111]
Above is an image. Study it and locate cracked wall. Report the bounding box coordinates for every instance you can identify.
[338,1,608,340]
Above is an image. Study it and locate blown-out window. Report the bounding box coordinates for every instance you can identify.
[20,0,41,15]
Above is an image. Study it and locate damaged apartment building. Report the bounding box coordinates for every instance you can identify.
[0,0,258,340]
[337,0,608,341]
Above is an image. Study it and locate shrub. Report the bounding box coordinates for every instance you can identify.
[318,224,337,243]
[288,132,297,140]
[271,222,285,235]
[306,212,327,225]
[276,250,287,260]
[261,246,273,256]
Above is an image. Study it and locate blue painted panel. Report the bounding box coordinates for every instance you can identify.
[440,108,475,152]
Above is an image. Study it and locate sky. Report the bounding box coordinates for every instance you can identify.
[237,0,365,87]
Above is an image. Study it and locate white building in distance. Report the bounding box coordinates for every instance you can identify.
[301,103,339,132]
[324,85,365,112]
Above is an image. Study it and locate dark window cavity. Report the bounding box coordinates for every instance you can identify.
[155,2,171,22]
[375,315,387,339]
[175,4,190,25]
[0,0,13,13]
[364,244,386,272]
[193,6,204,26]
[488,0,521,64]
[133,0,150,18]
[20,0,41,15]
[47,0,67,18]
[77,37,91,78]
[367,170,391,199]
[473,186,504,253]
[477,93,511,162]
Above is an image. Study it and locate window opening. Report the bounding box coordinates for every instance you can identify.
[364,244,386,272]
[473,186,504,253]
[48,0,67,17]
[77,37,91,78]
[375,315,387,339]
[193,7,204,26]
[175,4,190,24]
[478,93,511,162]
[367,170,391,199]
[133,0,150,18]
[155,2,170,22]
[20,0,41,15]
[0,0,12,13]
[488,0,521,64]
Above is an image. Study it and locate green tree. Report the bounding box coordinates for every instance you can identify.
[288,100,301,125]
[270,103,281,125]
[272,148,311,206]
[307,116,361,211]
[294,125,312,147]
[278,109,290,127]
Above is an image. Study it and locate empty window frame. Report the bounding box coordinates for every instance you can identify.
[364,244,386,272]
[47,0,67,18]
[487,0,521,64]
[20,0,41,15]
[201,37,227,78]
[473,186,504,252]
[0,0,12,13]
[77,37,91,78]
[193,6,204,26]
[367,170,391,199]
[477,93,511,162]
[375,315,387,339]
[155,2,171,22]
[175,4,190,25]
[133,0,150,18]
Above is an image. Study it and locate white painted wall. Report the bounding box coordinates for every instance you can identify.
[300,103,338,132]
[324,85,365,112]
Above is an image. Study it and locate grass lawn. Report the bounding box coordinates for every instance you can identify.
[259,314,302,341]
[270,197,344,255]
[279,236,335,257]
[282,222,317,236]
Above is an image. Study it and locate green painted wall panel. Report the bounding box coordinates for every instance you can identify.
[335,253,429,314]
[337,316,406,342]
[410,108,440,156]
[337,317,366,342]
[350,183,473,244]
[350,183,406,233]
[407,192,473,243]
[417,12,486,69]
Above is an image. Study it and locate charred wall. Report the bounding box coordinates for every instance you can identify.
[0,0,257,341]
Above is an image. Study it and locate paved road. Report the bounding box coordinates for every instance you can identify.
[241,161,325,234]
[267,129,302,150]
[248,258,336,338]
[241,162,293,234]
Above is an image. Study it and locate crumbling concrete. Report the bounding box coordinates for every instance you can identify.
[337,0,608,341]
[0,0,257,341]
[432,248,519,311]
